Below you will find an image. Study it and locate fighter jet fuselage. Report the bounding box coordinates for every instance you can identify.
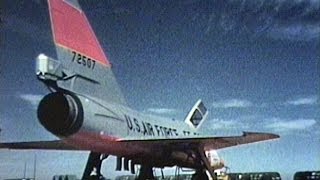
[0,1,279,179]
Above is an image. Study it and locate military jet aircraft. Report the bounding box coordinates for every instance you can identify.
[0,0,279,179]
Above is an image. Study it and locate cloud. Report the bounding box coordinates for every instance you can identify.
[286,96,318,105]
[19,94,43,108]
[201,0,320,41]
[212,99,253,108]
[265,118,317,132]
[207,119,239,130]
[145,108,177,115]
[267,23,320,42]
[202,118,255,135]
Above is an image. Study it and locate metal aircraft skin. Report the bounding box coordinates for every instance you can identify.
[0,0,279,179]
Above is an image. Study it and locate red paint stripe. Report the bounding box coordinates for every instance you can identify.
[48,0,110,66]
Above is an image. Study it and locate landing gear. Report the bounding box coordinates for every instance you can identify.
[192,147,218,180]
[136,165,156,180]
[192,169,209,180]
[82,152,109,180]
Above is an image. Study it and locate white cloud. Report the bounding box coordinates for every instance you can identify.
[145,108,177,115]
[212,99,253,108]
[286,96,318,106]
[208,119,238,130]
[266,119,317,132]
[19,94,43,108]
[267,23,320,42]
[204,118,251,132]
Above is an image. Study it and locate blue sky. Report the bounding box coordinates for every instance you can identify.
[0,0,319,179]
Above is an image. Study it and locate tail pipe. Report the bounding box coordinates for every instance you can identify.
[37,92,83,136]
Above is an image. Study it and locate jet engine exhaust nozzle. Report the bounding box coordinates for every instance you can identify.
[37,92,83,136]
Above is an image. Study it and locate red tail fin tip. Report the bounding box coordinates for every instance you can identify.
[48,0,110,66]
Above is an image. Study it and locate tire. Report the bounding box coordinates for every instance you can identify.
[192,171,209,180]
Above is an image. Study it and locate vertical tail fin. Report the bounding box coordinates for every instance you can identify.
[49,0,109,66]
[46,0,126,105]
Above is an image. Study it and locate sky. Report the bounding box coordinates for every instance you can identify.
[0,0,319,179]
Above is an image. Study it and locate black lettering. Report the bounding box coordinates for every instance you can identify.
[146,123,154,136]
[72,51,76,61]
[141,122,148,135]
[168,128,173,136]
[183,130,190,136]
[172,129,178,136]
[87,58,92,68]
[159,126,165,136]
[92,60,96,69]
[125,115,133,130]
[164,127,169,136]
[167,128,171,136]
[77,53,82,64]
[162,127,168,137]
[133,118,140,133]
[82,55,87,66]
[163,127,168,136]
[70,52,96,70]
[154,125,161,136]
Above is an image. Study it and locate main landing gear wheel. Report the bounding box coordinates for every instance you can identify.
[82,152,109,180]
[194,146,218,180]
[192,169,209,180]
[136,165,156,180]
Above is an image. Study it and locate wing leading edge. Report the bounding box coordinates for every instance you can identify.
[0,132,278,151]
[117,132,280,151]
[0,140,76,150]
[0,132,279,151]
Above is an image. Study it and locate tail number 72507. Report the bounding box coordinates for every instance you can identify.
[71,51,96,70]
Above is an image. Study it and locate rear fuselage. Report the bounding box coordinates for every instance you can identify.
[38,91,202,168]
